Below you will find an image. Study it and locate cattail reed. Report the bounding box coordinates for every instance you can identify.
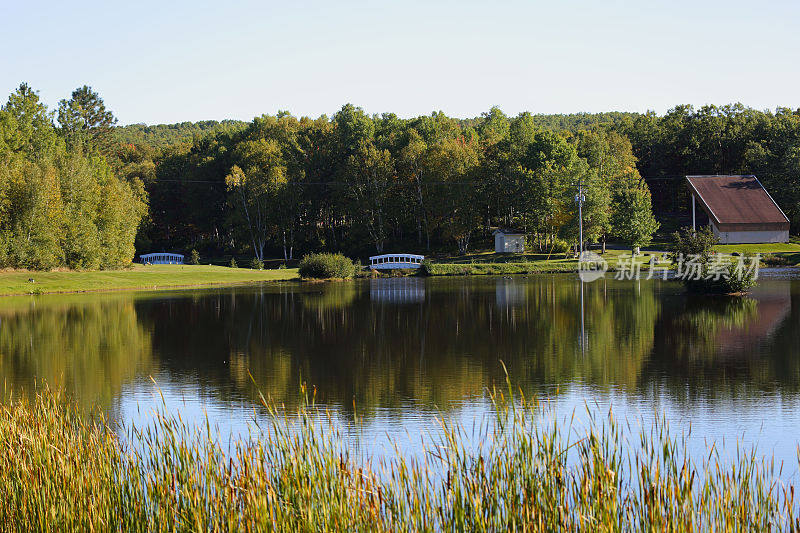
[0,383,797,531]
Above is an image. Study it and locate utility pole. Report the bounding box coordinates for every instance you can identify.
[575,180,585,256]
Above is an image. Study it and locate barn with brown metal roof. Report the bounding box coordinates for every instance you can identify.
[686,175,789,244]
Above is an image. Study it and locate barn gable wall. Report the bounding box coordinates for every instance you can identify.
[710,221,789,244]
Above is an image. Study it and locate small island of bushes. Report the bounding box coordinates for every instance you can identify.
[672,227,757,295]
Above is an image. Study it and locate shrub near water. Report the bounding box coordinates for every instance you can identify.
[298,252,357,279]
[673,227,757,294]
[421,261,577,276]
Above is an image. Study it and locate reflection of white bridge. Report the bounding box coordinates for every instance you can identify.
[370,278,426,303]
[368,253,424,270]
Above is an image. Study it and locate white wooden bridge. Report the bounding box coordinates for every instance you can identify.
[139,253,185,265]
[368,253,424,270]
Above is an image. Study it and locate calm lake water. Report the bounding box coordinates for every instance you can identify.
[1,273,799,471]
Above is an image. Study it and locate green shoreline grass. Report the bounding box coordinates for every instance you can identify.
[423,242,800,276]
[0,264,299,296]
[1,385,797,531]
[714,242,800,254]
[424,249,670,276]
[423,261,581,275]
[4,241,799,295]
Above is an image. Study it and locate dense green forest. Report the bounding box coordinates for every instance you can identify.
[125,106,659,261]
[130,103,800,261]
[2,82,799,268]
[115,120,247,149]
[0,85,146,270]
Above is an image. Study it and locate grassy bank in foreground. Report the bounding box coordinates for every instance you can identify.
[1,387,796,531]
[0,264,299,296]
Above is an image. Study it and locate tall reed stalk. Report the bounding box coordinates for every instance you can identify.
[0,383,797,531]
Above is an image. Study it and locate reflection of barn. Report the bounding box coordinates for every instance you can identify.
[369,278,426,303]
[686,175,789,244]
[714,281,791,355]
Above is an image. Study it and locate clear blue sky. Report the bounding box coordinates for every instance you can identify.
[3,0,799,125]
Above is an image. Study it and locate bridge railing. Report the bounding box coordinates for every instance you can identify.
[368,254,425,268]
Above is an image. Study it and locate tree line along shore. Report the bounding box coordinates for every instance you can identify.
[2,83,800,274]
[3,242,798,297]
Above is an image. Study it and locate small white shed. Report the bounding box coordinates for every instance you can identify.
[493,229,525,253]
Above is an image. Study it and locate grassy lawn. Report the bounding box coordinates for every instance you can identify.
[711,243,800,266]
[425,248,673,275]
[714,242,800,254]
[423,261,578,276]
[426,241,800,276]
[0,264,299,296]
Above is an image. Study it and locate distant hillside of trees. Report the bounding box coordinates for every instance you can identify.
[531,111,642,132]
[115,120,247,149]
[114,112,639,150]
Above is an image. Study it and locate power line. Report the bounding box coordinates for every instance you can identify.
[150,180,476,186]
[150,173,783,186]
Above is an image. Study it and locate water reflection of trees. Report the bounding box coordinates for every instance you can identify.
[0,277,796,415]
[486,278,661,392]
[0,295,153,408]
[131,279,664,412]
[142,278,797,412]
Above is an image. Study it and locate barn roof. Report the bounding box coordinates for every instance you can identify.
[686,175,789,231]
